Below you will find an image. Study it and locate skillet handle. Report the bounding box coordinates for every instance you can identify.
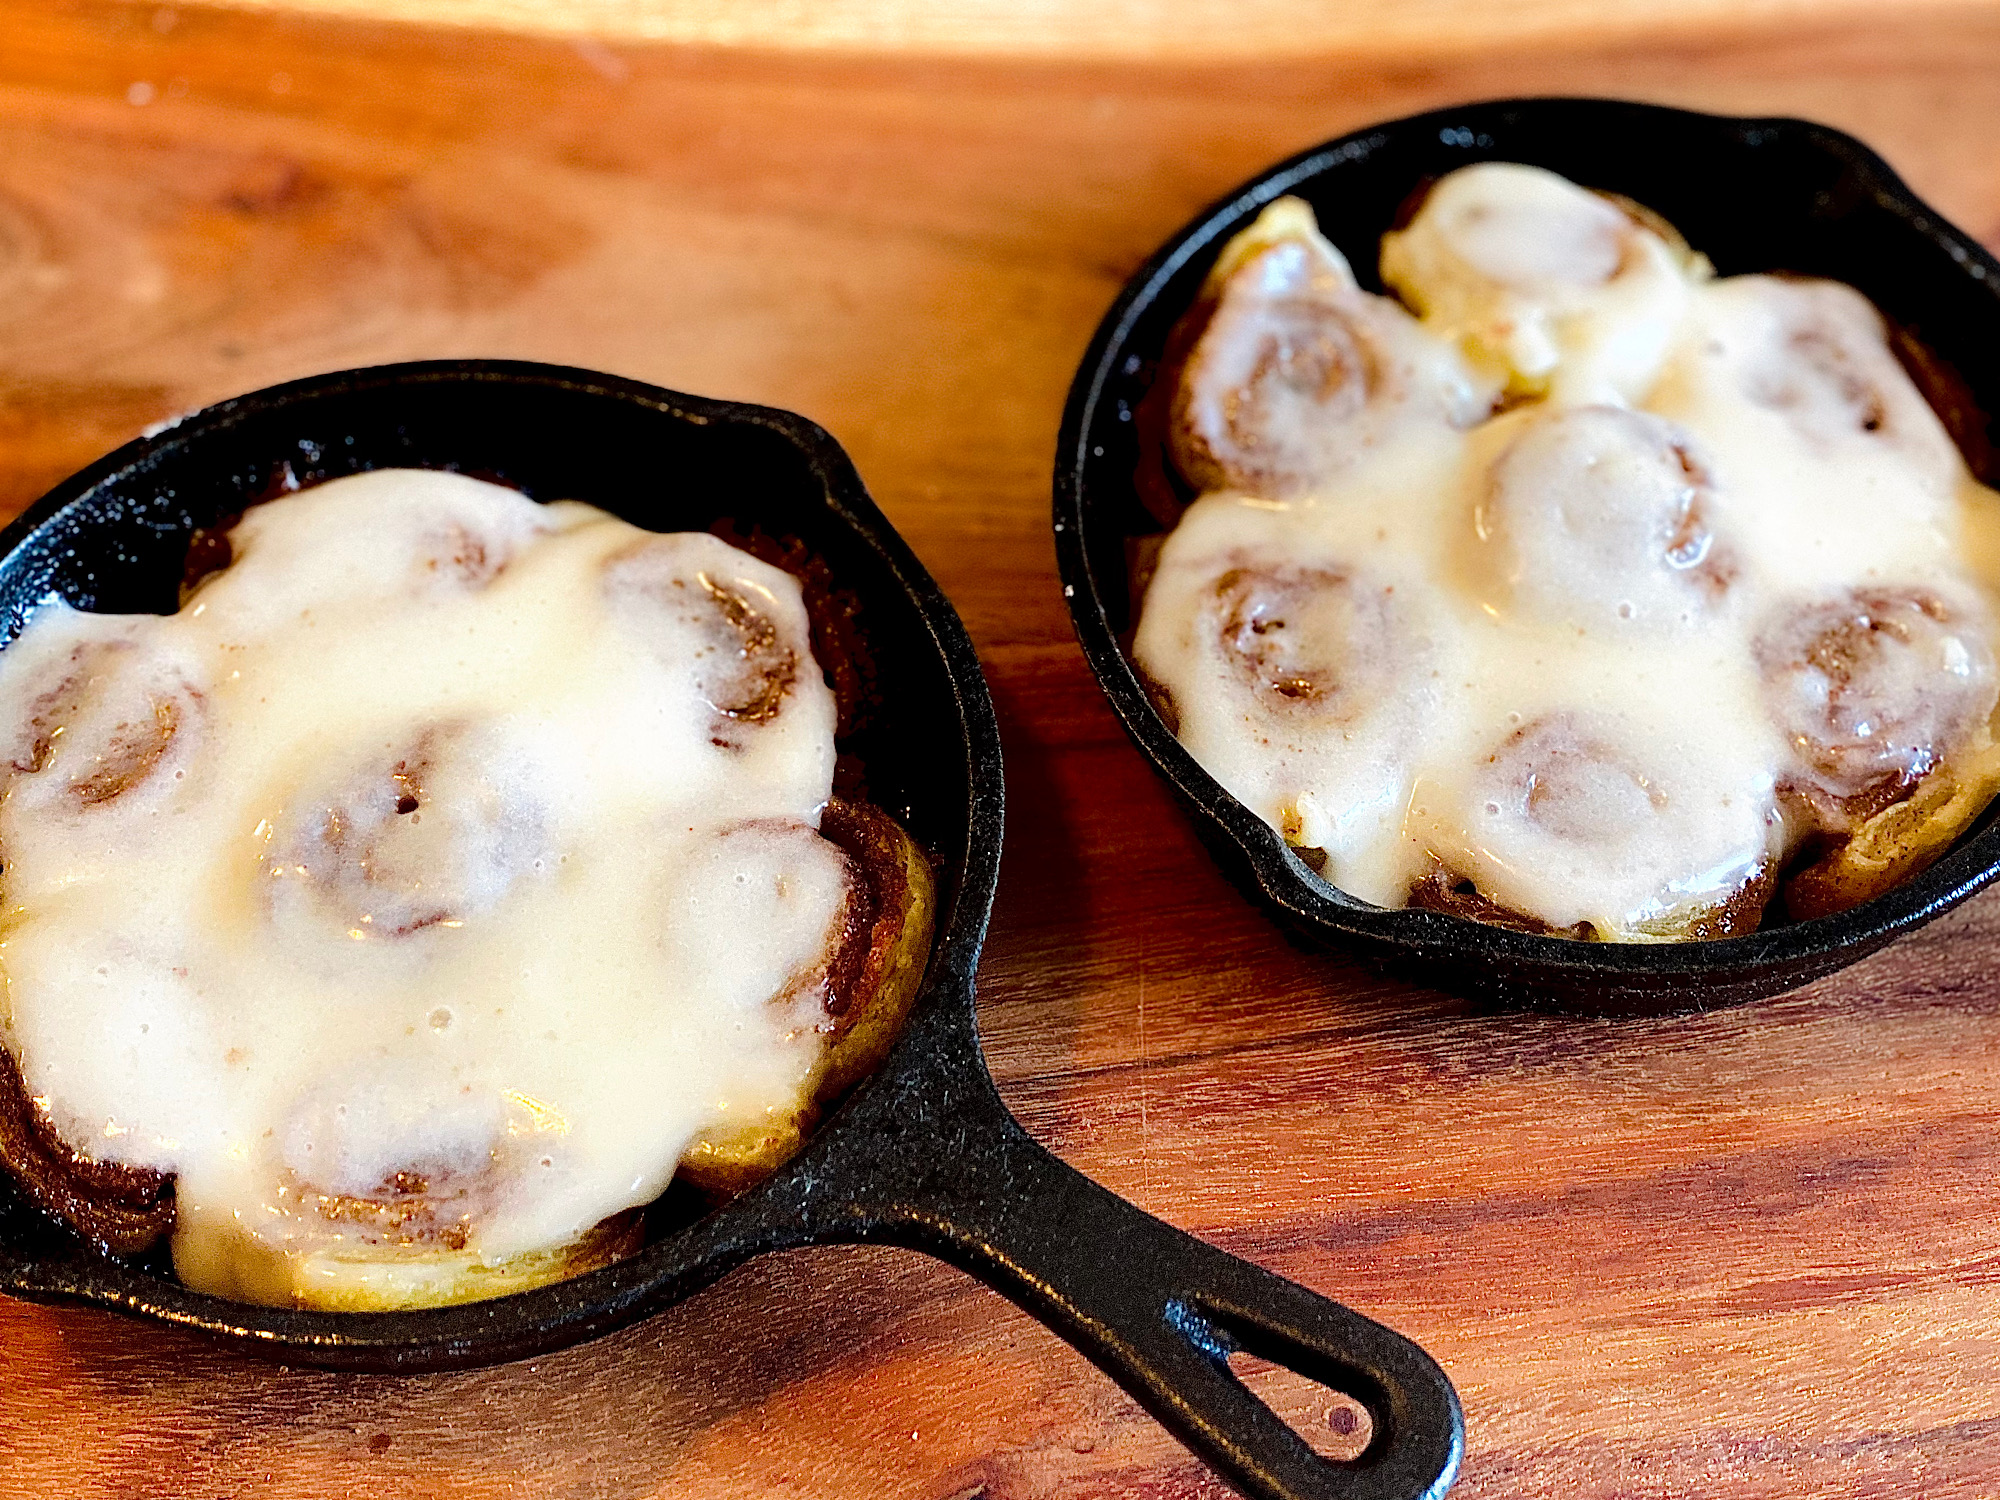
[802,1061,1462,1500]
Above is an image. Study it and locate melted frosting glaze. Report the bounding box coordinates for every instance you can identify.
[1171,198,1496,498]
[1381,162,1703,405]
[1136,167,2000,940]
[0,470,857,1300]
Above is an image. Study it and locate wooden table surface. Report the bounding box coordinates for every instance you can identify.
[184,0,2000,62]
[6,3,2000,1496]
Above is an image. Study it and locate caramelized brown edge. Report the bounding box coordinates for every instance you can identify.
[709,520,879,802]
[1778,759,1998,922]
[817,798,932,1038]
[1669,861,1780,941]
[1406,862,1592,940]
[1406,857,1778,943]
[1889,322,1994,484]
[674,797,935,1202]
[0,1041,175,1255]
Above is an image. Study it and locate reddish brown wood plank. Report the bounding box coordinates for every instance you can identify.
[6,4,2000,1497]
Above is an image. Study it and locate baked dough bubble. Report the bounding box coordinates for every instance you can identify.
[1476,404,1730,631]
[1415,713,1779,940]
[1210,560,1396,710]
[1382,161,1702,404]
[1647,276,1965,588]
[277,1057,509,1247]
[187,467,568,626]
[1170,199,1495,498]
[1133,497,1446,904]
[1758,587,1999,825]
[262,725,552,943]
[660,820,862,1024]
[1727,276,1960,492]
[602,534,805,733]
[0,621,206,824]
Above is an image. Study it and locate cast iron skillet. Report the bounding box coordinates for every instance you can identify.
[1054,97,2000,1016]
[0,361,1460,1500]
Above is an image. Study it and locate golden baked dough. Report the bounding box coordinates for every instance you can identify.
[1757,588,2000,919]
[675,798,936,1198]
[1166,199,1495,499]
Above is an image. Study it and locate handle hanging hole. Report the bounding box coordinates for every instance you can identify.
[1167,1297,1395,1469]
[1226,1350,1376,1463]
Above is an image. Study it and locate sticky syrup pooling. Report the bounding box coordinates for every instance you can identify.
[1136,162,2000,940]
[0,470,863,1300]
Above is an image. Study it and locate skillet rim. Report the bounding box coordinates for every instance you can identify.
[1051,96,2000,1010]
[0,357,1007,1363]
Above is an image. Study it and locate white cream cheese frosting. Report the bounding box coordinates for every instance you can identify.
[0,469,856,1300]
[1136,164,2000,939]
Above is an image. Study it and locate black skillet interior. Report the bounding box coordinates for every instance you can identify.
[0,362,1462,1500]
[1055,98,2000,1016]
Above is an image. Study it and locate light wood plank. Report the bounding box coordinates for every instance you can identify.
[181,0,2000,61]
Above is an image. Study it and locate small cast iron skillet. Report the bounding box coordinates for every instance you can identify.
[0,362,1460,1500]
[1054,97,2000,1016]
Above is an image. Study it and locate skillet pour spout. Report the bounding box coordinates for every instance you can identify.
[0,361,1461,1500]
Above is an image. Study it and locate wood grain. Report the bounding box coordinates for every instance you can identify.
[181,0,2000,62]
[6,4,2000,1496]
